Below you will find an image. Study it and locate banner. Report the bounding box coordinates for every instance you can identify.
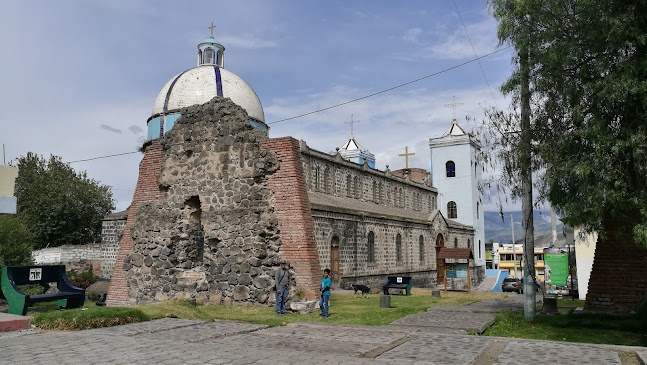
[544,253,568,286]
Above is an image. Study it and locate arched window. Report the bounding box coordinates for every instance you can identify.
[467,239,471,248]
[323,167,331,193]
[378,183,383,204]
[478,240,482,259]
[393,187,398,207]
[368,231,375,263]
[396,233,402,262]
[372,181,378,202]
[204,47,215,64]
[447,201,457,219]
[432,196,436,210]
[419,235,425,263]
[354,176,361,198]
[446,161,456,177]
[313,165,320,191]
[454,237,458,248]
[477,202,480,219]
[216,50,222,65]
[346,175,352,197]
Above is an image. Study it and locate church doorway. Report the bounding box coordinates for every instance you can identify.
[435,234,445,285]
[330,236,341,288]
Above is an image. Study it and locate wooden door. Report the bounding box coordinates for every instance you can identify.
[331,237,340,287]
[436,234,445,284]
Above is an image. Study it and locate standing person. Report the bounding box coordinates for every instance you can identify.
[319,268,331,318]
[275,259,290,315]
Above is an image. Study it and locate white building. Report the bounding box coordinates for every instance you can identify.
[429,119,485,266]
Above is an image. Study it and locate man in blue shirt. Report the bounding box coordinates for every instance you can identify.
[319,268,331,317]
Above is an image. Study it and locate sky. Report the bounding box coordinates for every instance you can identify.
[0,0,518,213]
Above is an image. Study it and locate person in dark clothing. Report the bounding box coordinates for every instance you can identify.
[274,259,291,314]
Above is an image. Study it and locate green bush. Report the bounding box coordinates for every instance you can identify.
[86,291,102,302]
[67,268,99,289]
[32,306,150,330]
[0,215,33,300]
[17,284,46,295]
[0,215,33,267]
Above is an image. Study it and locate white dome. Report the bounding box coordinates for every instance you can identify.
[152,66,265,123]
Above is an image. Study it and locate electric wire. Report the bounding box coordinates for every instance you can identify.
[65,46,511,164]
[452,0,500,109]
[268,45,510,125]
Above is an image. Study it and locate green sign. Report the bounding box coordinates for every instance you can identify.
[545,253,568,286]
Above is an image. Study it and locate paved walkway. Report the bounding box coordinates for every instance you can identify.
[1,295,645,364]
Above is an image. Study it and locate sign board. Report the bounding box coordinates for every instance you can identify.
[544,253,568,286]
[396,277,403,283]
[455,263,468,278]
[29,268,42,281]
[445,263,456,278]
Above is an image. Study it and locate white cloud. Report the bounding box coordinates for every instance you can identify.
[403,28,423,44]
[219,34,279,49]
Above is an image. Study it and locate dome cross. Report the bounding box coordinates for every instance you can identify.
[445,96,464,120]
[345,114,360,138]
[208,22,216,38]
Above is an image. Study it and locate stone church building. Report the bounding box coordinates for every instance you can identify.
[105,33,483,306]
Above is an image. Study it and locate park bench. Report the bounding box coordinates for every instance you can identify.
[1,265,85,315]
[382,276,413,296]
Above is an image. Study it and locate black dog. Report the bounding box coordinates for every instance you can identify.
[352,284,371,296]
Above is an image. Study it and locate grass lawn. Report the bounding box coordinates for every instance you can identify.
[30,289,504,330]
[483,299,647,347]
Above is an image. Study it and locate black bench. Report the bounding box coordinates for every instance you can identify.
[382,276,413,296]
[1,265,85,315]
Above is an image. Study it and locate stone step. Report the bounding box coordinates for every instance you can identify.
[0,312,31,332]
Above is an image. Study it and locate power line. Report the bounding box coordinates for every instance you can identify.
[268,45,511,125]
[452,0,500,109]
[66,151,140,164]
[67,46,512,164]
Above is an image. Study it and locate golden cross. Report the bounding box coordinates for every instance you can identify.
[445,96,464,120]
[208,22,216,38]
[398,146,416,169]
[345,114,360,138]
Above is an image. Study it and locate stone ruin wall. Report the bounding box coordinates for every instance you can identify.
[123,98,287,306]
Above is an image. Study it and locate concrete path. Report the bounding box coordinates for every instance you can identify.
[1,295,644,364]
[1,317,641,364]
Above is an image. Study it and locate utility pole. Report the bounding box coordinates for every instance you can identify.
[520,30,536,321]
[550,206,557,248]
[511,214,518,278]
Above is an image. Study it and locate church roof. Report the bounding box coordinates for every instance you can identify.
[441,119,467,137]
[340,137,365,151]
[151,65,264,123]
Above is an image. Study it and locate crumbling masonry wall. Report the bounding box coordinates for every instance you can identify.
[123,98,286,305]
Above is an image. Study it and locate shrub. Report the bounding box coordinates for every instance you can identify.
[67,268,99,289]
[32,306,150,330]
[86,291,102,302]
[0,215,33,300]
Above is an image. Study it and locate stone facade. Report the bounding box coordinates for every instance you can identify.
[107,97,483,307]
[299,142,483,289]
[32,244,102,277]
[100,211,127,278]
[121,98,288,305]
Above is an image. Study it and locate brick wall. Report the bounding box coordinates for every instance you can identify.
[259,137,322,297]
[106,142,164,306]
[585,234,647,313]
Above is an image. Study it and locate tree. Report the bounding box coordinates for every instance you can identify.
[0,215,33,267]
[487,0,647,312]
[487,0,537,320]
[14,153,115,249]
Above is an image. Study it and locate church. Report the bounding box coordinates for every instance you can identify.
[105,29,485,306]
